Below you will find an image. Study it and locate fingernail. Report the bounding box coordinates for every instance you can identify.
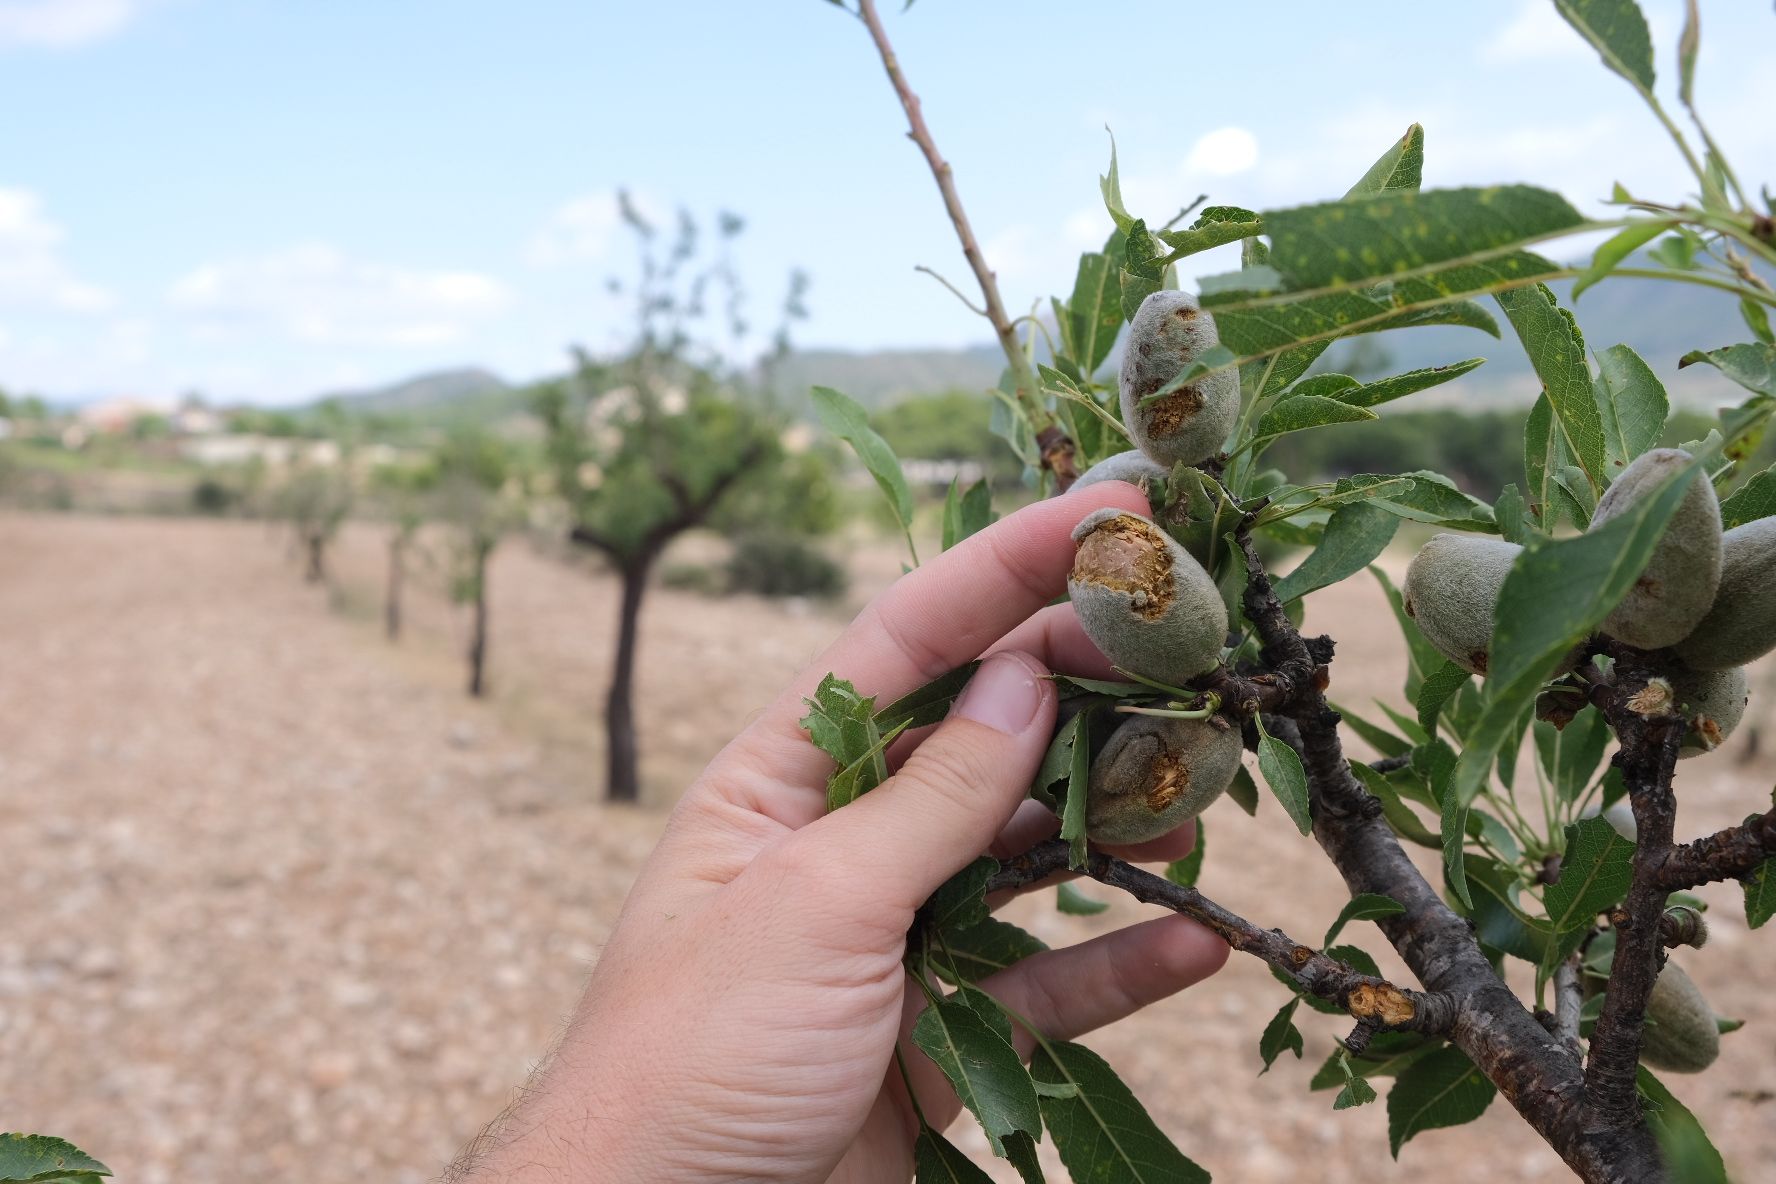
[954,652,1047,735]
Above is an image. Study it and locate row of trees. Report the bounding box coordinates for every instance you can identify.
[260,198,839,802]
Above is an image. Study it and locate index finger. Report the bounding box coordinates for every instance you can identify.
[716,480,1150,821]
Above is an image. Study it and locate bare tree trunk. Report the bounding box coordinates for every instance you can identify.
[467,543,491,698]
[386,533,405,642]
[305,532,325,583]
[605,552,654,803]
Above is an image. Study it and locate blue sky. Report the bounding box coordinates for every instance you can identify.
[0,0,1770,404]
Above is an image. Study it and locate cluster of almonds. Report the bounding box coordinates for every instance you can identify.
[1406,448,1775,1072]
[1063,290,1242,846]
[1404,448,1775,759]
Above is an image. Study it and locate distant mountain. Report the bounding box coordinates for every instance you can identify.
[309,367,511,415]
[1308,268,1755,408]
[765,345,1006,412]
[292,256,1759,431]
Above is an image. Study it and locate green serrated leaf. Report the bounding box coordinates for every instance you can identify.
[1572,220,1670,300]
[1310,1032,1438,1090]
[800,674,901,811]
[1335,698,1413,760]
[1274,501,1398,604]
[937,920,1050,984]
[1594,344,1669,479]
[1330,359,1487,408]
[1415,660,1472,738]
[812,386,914,529]
[1256,720,1313,835]
[0,1136,111,1183]
[923,857,1000,933]
[1352,761,1442,849]
[1325,892,1407,946]
[1347,123,1425,197]
[913,1127,998,1183]
[1033,1041,1210,1184]
[1266,187,1585,291]
[1386,1045,1497,1157]
[877,662,982,733]
[1334,1053,1382,1109]
[1720,466,1776,528]
[1259,998,1305,1073]
[912,994,1043,1156]
[1679,342,1776,397]
[1251,395,1378,446]
[1742,827,1776,930]
[1056,882,1110,916]
[1099,130,1134,233]
[1225,763,1260,815]
[1639,1068,1729,1184]
[1544,817,1636,933]
[1497,285,1607,498]
[1556,0,1657,95]
[1067,232,1130,375]
[1063,709,1093,869]
[1165,819,1206,887]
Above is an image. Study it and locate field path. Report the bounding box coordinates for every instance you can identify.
[2,512,1771,1182]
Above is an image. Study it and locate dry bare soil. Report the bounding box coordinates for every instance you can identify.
[3,511,1772,1183]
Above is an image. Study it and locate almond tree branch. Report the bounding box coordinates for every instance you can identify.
[1223,515,1664,1183]
[989,839,1456,1036]
[1585,664,1687,1128]
[851,0,1078,487]
[1657,806,1776,891]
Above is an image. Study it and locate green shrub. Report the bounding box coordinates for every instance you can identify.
[726,533,847,599]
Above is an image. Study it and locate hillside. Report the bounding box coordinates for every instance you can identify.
[296,257,1761,427]
[310,367,513,416]
[764,345,1006,411]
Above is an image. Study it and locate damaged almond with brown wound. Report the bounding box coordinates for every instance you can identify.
[1067,506,1226,687]
[1118,290,1240,468]
[1086,714,1244,844]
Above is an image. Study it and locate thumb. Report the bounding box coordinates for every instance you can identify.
[798,651,1058,914]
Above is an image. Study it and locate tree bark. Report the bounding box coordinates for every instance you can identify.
[305,532,325,584]
[467,543,491,699]
[386,533,405,642]
[605,552,655,803]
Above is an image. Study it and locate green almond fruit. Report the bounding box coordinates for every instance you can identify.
[1086,714,1244,845]
[1118,290,1240,469]
[1672,666,1749,760]
[1673,516,1776,671]
[1402,533,1523,676]
[1072,449,1173,495]
[1068,507,1227,687]
[1589,449,1722,651]
[1641,961,1721,1073]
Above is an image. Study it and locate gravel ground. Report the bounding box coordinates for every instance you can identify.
[3,511,1772,1182]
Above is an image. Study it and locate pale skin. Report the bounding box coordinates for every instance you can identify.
[455,480,1229,1183]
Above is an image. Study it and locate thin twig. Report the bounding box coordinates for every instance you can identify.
[851,0,1077,487]
[989,839,1455,1035]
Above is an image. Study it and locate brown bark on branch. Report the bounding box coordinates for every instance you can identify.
[1657,806,1776,891]
[989,839,1456,1035]
[1586,667,1686,1130]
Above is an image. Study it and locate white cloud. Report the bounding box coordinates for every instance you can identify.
[167,243,510,347]
[1479,1,1590,65]
[526,189,667,267]
[0,0,142,50]
[0,187,111,311]
[1184,127,1259,178]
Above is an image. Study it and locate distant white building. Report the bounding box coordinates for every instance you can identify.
[78,397,170,435]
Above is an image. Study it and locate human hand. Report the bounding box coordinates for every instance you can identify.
[455,480,1229,1184]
